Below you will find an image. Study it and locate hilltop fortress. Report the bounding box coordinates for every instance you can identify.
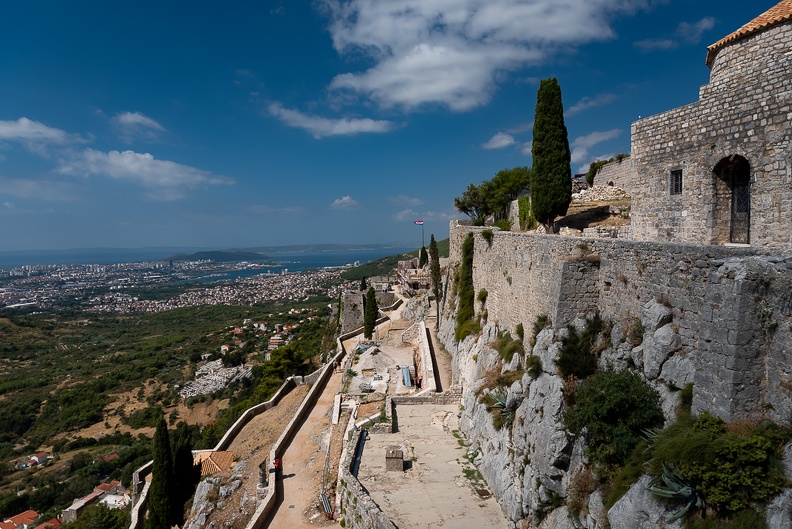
[434,3,792,528]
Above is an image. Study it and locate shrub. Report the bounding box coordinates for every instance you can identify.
[531,313,550,346]
[556,314,606,379]
[525,355,542,378]
[627,318,644,346]
[516,323,525,341]
[478,289,488,304]
[494,332,524,363]
[565,369,664,479]
[567,466,597,519]
[481,229,494,245]
[494,218,512,231]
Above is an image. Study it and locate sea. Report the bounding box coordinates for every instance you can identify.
[0,247,415,277]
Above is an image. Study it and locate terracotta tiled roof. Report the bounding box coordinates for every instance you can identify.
[194,451,237,476]
[707,0,792,67]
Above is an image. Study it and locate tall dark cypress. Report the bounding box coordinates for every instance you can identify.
[146,416,174,529]
[530,77,572,234]
[363,286,378,339]
[429,235,442,329]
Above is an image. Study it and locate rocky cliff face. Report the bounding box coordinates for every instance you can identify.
[436,289,789,528]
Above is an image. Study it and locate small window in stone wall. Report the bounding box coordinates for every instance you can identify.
[670,169,682,195]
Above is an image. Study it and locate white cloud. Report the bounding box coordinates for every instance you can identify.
[2,201,13,209]
[520,142,532,156]
[321,0,655,111]
[393,207,455,222]
[388,195,424,207]
[330,195,360,209]
[635,16,715,51]
[570,129,621,164]
[567,92,618,116]
[112,112,166,144]
[393,208,418,222]
[482,132,516,150]
[0,176,76,201]
[677,17,715,43]
[268,103,394,138]
[0,118,82,151]
[57,149,232,201]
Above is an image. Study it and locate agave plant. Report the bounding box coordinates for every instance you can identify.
[648,464,706,522]
[483,388,516,428]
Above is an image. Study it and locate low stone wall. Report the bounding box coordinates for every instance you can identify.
[337,430,398,529]
[129,462,153,529]
[214,376,298,451]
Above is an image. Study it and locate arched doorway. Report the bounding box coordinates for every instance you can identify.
[713,155,751,244]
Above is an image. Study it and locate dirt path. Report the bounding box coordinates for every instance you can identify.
[267,371,343,529]
[195,384,311,528]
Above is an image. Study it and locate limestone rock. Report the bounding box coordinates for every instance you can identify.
[631,345,644,369]
[767,489,792,529]
[584,489,609,529]
[643,324,680,379]
[642,300,672,333]
[659,352,694,389]
[608,475,682,529]
[538,506,576,529]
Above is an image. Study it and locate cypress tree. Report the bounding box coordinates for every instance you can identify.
[363,286,378,339]
[429,235,442,329]
[418,246,428,268]
[360,275,367,291]
[530,77,571,234]
[146,416,174,529]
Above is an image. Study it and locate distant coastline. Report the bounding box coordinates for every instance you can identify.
[0,244,415,271]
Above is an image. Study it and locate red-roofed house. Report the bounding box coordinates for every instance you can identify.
[5,510,38,528]
[33,517,61,529]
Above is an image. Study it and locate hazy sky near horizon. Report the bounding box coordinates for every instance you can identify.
[0,0,772,251]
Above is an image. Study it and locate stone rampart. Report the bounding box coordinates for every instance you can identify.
[592,155,637,192]
[447,222,792,422]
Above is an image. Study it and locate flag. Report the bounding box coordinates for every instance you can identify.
[414,220,424,225]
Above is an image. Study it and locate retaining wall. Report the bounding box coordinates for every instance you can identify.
[592,155,636,191]
[448,222,792,422]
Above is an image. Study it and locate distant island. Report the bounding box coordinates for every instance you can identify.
[168,250,271,263]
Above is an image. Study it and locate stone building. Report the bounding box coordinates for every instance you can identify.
[628,0,792,249]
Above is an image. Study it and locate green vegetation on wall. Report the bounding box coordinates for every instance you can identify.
[455,233,479,341]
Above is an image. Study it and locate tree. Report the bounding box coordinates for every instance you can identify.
[453,183,491,225]
[429,235,442,329]
[146,416,174,529]
[487,167,531,220]
[418,246,428,268]
[360,276,367,291]
[363,287,378,339]
[530,77,571,233]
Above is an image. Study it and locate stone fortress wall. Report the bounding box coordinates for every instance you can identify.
[591,155,637,191]
[447,222,792,423]
[629,22,792,249]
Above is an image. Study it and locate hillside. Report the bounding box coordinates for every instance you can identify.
[339,238,449,281]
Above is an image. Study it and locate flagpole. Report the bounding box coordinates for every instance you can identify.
[422,223,425,248]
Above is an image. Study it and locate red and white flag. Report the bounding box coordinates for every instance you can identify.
[414,220,424,225]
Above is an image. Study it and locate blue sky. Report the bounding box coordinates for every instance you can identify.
[0,0,774,251]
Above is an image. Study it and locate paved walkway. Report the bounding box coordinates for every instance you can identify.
[267,371,342,529]
[358,404,509,529]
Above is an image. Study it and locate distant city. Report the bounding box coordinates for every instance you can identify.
[0,245,412,311]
